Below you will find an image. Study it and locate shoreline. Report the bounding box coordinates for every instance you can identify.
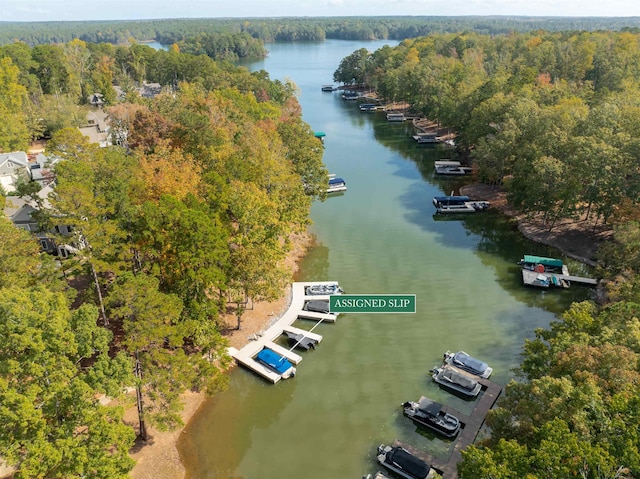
[460,183,612,266]
[128,231,313,479]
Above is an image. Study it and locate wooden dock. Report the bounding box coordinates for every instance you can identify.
[230,281,340,383]
[521,269,597,288]
[394,376,502,479]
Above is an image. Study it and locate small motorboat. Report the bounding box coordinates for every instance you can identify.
[443,351,493,378]
[305,283,343,295]
[402,397,461,438]
[431,365,481,398]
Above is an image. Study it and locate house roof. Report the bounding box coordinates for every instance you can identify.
[0,151,29,174]
[80,109,111,147]
[30,153,60,184]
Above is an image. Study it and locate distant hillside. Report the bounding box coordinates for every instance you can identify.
[1,16,639,46]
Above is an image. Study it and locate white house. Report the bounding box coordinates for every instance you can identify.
[0,151,29,193]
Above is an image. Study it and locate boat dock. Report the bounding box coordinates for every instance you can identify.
[521,269,598,288]
[394,376,502,479]
[230,281,341,383]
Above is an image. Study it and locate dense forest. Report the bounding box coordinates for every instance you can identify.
[0,39,326,478]
[334,30,640,477]
[1,16,640,46]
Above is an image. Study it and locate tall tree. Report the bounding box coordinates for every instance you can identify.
[0,287,135,478]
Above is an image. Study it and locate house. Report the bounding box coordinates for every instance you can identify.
[4,183,82,258]
[29,153,60,187]
[78,109,112,147]
[0,151,29,193]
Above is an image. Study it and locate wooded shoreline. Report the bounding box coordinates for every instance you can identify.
[460,183,612,266]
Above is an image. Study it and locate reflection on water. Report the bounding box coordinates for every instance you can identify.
[179,39,592,479]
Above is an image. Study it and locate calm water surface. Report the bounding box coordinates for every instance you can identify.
[179,40,593,479]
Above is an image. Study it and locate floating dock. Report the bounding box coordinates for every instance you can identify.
[394,374,502,479]
[230,281,341,383]
[521,269,598,288]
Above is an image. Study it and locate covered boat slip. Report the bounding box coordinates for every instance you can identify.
[521,254,564,270]
[519,254,597,288]
[229,281,341,383]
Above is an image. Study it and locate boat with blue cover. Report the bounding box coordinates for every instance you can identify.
[255,348,296,378]
[327,176,347,193]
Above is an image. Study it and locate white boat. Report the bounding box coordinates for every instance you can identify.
[362,472,393,479]
[305,283,343,295]
[444,350,493,378]
[327,176,347,193]
[431,365,482,398]
[412,133,439,144]
[435,165,467,176]
[434,160,461,168]
[432,195,489,214]
[386,112,405,122]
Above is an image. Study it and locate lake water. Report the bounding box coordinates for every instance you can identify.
[178,39,593,479]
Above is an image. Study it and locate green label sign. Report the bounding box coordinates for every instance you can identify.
[330,295,416,313]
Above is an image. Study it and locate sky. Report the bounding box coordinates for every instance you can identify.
[0,0,639,22]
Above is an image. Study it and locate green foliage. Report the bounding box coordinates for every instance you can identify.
[351,30,640,229]
[0,287,135,478]
[0,56,30,150]
[179,32,266,61]
[1,17,640,47]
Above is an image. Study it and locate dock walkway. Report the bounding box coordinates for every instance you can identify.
[230,281,340,383]
[522,269,598,288]
[395,376,502,479]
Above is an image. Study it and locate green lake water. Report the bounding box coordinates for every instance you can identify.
[178,39,594,479]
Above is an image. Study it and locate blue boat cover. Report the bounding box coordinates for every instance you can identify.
[329,177,346,185]
[256,349,293,375]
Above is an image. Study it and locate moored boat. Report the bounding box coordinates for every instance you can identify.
[283,331,317,351]
[386,112,405,122]
[518,255,567,274]
[431,365,481,398]
[303,300,330,313]
[402,396,461,438]
[305,283,343,295]
[327,176,347,193]
[435,165,467,176]
[321,84,335,92]
[444,350,493,378]
[256,348,296,379]
[412,133,439,144]
[377,444,434,479]
[359,103,378,111]
[432,195,489,214]
[362,472,392,479]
